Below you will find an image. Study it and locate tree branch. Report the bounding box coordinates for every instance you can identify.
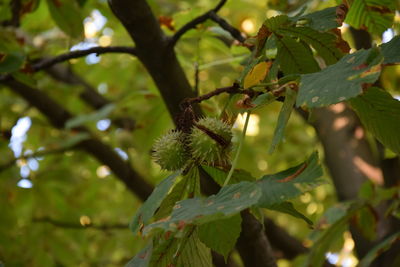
[33,216,128,230]
[1,0,21,26]
[208,12,246,43]
[170,0,245,47]
[181,83,255,107]
[45,64,136,130]
[32,46,137,72]
[108,0,199,122]
[0,147,67,172]
[2,78,153,201]
[108,1,276,266]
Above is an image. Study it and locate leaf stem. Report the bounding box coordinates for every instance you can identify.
[223,111,251,186]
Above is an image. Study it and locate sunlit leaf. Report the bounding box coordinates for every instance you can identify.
[345,0,395,36]
[243,61,272,89]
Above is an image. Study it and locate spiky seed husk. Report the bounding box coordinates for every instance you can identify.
[152,130,188,171]
[189,117,232,165]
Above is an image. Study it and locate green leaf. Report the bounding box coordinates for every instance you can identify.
[0,52,25,73]
[276,35,320,75]
[11,71,36,87]
[345,0,395,36]
[130,171,181,234]
[201,165,255,186]
[150,229,212,267]
[46,0,84,38]
[277,27,343,65]
[126,242,153,267]
[359,231,400,267]
[268,202,313,226]
[257,152,324,207]
[380,35,400,64]
[0,1,11,21]
[154,175,190,221]
[298,7,339,31]
[250,92,276,110]
[198,214,242,260]
[175,230,212,267]
[306,211,349,267]
[264,15,290,31]
[306,203,364,267]
[269,88,297,153]
[65,104,115,129]
[353,205,377,240]
[143,182,261,235]
[349,87,400,155]
[297,48,382,108]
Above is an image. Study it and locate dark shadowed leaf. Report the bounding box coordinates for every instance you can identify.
[380,35,400,64]
[46,0,83,38]
[353,205,377,240]
[349,87,400,155]
[298,7,339,31]
[143,182,261,235]
[198,214,242,260]
[276,35,320,75]
[269,88,297,153]
[359,231,400,267]
[126,242,153,267]
[0,52,25,73]
[268,202,313,226]
[150,229,211,267]
[201,165,255,186]
[154,175,190,221]
[277,27,343,65]
[297,48,382,108]
[257,152,324,207]
[130,171,181,234]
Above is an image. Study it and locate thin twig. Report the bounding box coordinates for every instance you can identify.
[223,111,251,186]
[32,46,137,72]
[1,0,21,26]
[208,12,246,43]
[0,147,67,172]
[33,217,129,230]
[170,0,246,47]
[182,83,255,107]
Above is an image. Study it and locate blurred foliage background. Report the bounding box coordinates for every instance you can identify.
[0,0,399,266]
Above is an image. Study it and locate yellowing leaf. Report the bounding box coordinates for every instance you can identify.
[243,61,272,89]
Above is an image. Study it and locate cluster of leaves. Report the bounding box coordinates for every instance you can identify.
[128,1,400,266]
[129,153,323,265]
